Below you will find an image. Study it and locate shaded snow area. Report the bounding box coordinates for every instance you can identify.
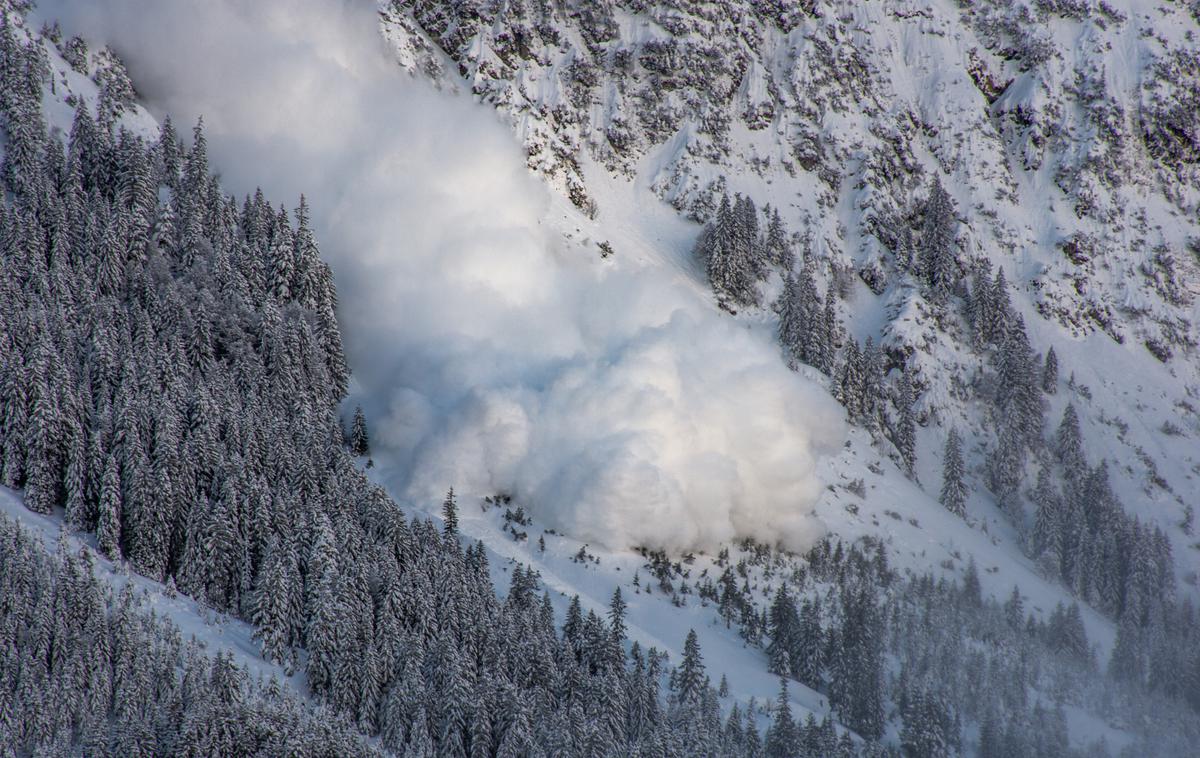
[0,487,294,690]
[44,0,845,555]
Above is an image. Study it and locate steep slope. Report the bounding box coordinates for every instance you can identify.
[381,0,1200,630]
[5,0,1200,756]
[374,0,1200,753]
[0,7,756,756]
[0,492,380,756]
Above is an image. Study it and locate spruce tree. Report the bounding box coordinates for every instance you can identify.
[988,419,1025,513]
[1055,404,1086,477]
[900,682,957,758]
[608,586,628,641]
[920,175,959,300]
[156,115,181,187]
[764,679,798,758]
[292,195,323,310]
[793,599,823,689]
[253,536,296,669]
[1042,347,1058,394]
[796,264,821,362]
[673,630,706,706]
[745,705,764,757]
[732,194,765,281]
[303,514,339,695]
[894,370,917,477]
[989,268,1014,345]
[815,293,838,375]
[962,558,982,607]
[838,339,864,419]
[184,118,209,197]
[1004,586,1025,630]
[442,487,459,540]
[775,272,805,369]
[968,261,995,349]
[23,338,60,515]
[996,316,1043,449]
[97,453,123,560]
[861,337,884,431]
[939,427,967,518]
[763,206,794,271]
[269,206,295,301]
[1032,467,1062,561]
[766,585,799,678]
[350,405,370,456]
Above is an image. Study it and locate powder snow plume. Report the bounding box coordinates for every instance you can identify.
[45,0,846,552]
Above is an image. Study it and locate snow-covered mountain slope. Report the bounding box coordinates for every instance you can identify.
[384,0,1200,346]
[382,0,1200,403]
[381,0,1200,597]
[11,0,1200,754]
[0,490,380,756]
[371,0,1200,750]
[0,487,291,689]
[354,172,1134,744]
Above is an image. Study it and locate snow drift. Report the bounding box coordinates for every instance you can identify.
[46,0,845,552]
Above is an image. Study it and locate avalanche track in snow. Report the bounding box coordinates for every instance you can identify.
[45,0,846,554]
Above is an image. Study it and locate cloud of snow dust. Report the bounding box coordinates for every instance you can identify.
[46,0,846,552]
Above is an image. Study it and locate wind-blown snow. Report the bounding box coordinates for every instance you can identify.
[44,0,845,552]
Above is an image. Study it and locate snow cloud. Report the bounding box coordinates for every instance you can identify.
[46,0,845,552]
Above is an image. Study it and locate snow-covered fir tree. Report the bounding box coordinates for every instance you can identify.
[893,370,917,478]
[350,405,370,457]
[939,428,967,518]
[919,175,959,301]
